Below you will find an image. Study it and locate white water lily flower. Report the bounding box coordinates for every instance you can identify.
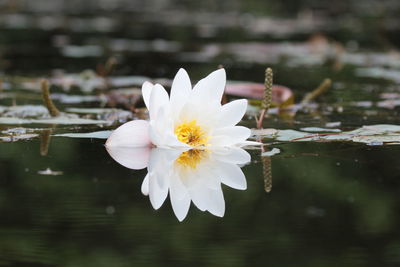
[106,68,253,149]
[105,68,256,221]
[106,145,250,221]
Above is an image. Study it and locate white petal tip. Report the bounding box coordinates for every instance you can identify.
[176,215,187,222]
[211,211,225,218]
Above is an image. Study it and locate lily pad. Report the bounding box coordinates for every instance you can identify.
[253,124,400,145]
[0,105,49,118]
[51,93,103,104]
[300,127,341,132]
[0,133,38,142]
[275,130,312,141]
[325,122,341,127]
[251,128,278,137]
[66,108,133,122]
[0,105,123,125]
[261,148,281,156]
[0,116,110,125]
[54,131,112,139]
[0,127,42,142]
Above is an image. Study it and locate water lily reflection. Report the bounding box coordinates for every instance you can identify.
[106,145,250,221]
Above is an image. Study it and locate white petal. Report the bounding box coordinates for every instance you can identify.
[178,101,220,131]
[217,162,247,190]
[170,172,188,200]
[210,126,251,147]
[218,99,248,128]
[212,147,251,164]
[142,81,153,110]
[149,107,173,147]
[141,173,149,195]
[148,173,168,210]
[199,164,220,190]
[146,148,178,210]
[191,68,226,106]
[149,84,169,121]
[149,121,163,147]
[170,68,192,118]
[149,103,188,148]
[147,148,179,189]
[106,120,151,147]
[106,146,150,170]
[206,188,225,217]
[170,189,191,222]
[189,184,208,211]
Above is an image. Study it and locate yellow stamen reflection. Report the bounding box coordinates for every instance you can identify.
[175,120,208,146]
[176,149,208,169]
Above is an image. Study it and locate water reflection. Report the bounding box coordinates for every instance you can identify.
[106,146,250,221]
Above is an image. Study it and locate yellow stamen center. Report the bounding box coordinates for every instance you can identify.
[175,149,208,169]
[174,120,208,146]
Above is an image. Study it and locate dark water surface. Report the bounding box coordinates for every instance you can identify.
[1,1,400,266]
[1,139,400,266]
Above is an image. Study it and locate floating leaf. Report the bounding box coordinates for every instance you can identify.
[352,135,400,145]
[0,116,110,125]
[0,105,122,125]
[356,67,400,83]
[0,105,49,118]
[0,133,38,142]
[66,108,133,122]
[225,82,294,107]
[54,131,112,139]
[300,127,341,132]
[251,128,278,137]
[351,124,400,135]
[253,124,400,145]
[325,121,341,127]
[322,134,353,141]
[0,126,42,142]
[51,93,103,104]
[261,148,281,156]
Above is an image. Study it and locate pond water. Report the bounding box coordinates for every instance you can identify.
[1,1,400,266]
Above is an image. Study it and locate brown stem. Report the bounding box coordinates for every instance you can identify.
[41,79,60,117]
[104,57,117,76]
[256,109,266,129]
[300,78,332,105]
[40,128,53,156]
